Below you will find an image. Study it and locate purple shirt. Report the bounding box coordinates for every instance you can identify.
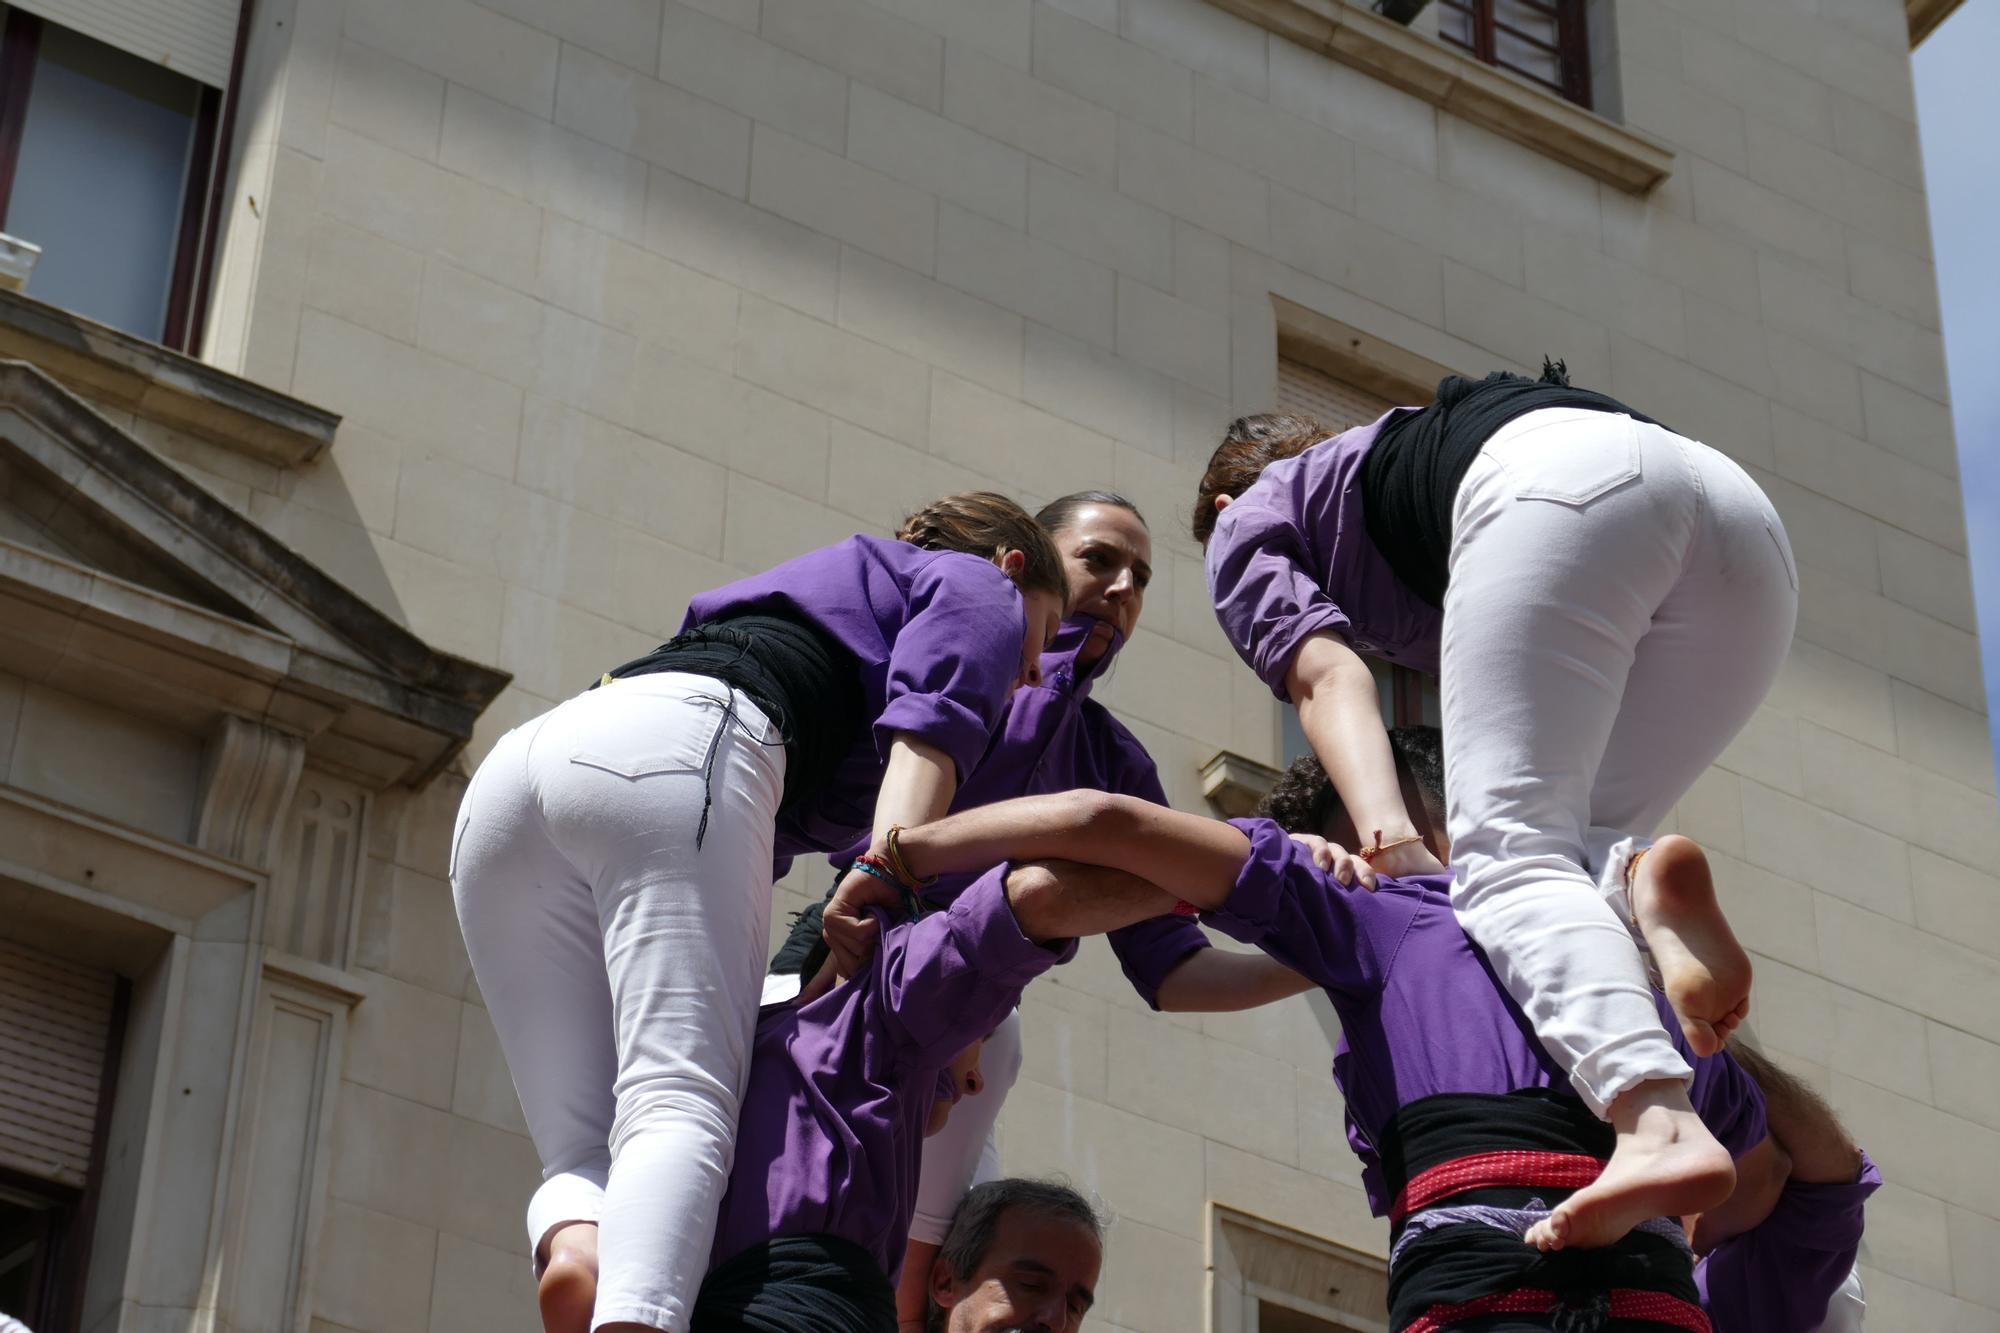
[1205,819,1767,1213]
[1204,420,1444,699]
[1697,1153,1881,1333]
[686,535,1026,863]
[710,865,1070,1279]
[836,614,1209,1007]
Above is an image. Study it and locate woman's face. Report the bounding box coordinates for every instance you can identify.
[1054,505,1152,645]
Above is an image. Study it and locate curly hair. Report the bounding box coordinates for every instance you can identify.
[1256,725,1446,835]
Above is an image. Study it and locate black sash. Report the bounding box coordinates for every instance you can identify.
[692,1233,897,1333]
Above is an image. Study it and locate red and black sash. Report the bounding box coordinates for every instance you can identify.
[1380,1091,1709,1333]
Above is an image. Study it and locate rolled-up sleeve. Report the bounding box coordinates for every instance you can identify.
[878,865,1073,1071]
[1201,818,1395,1003]
[876,554,1025,779]
[1205,495,1350,702]
[1100,736,1210,1009]
[1697,1152,1881,1333]
[1684,1042,1767,1160]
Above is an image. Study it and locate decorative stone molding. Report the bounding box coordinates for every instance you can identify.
[1207,1205,1387,1332]
[0,289,338,466]
[1274,297,1459,403]
[268,770,369,967]
[0,359,511,787]
[1201,750,1286,818]
[212,952,363,1333]
[1907,0,1965,45]
[193,714,307,870]
[1205,0,1676,192]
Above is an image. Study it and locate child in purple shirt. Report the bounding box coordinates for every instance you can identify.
[454,494,1069,1333]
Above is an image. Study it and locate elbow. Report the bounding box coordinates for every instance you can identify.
[1066,789,1145,841]
[1003,861,1064,944]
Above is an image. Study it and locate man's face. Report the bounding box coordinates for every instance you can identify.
[933,1209,1102,1333]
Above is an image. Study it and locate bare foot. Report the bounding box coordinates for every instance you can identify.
[538,1222,599,1333]
[1631,836,1751,1058]
[1523,1079,1735,1251]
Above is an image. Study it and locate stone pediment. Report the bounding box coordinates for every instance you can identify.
[0,359,509,789]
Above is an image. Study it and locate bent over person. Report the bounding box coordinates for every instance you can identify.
[843,791,1781,1333]
[452,494,1066,1333]
[1197,367,1798,1249]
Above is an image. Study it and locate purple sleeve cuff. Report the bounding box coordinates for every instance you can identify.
[1107,916,1211,1011]
[1253,606,1351,702]
[874,691,993,782]
[879,865,1071,1069]
[1202,819,1303,950]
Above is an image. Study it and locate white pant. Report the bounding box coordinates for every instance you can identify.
[1444,409,1798,1115]
[908,1007,1024,1245]
[451,673,786,1331]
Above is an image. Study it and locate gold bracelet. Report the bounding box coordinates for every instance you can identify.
[883,824,934,888]
[1356,830,1426,863]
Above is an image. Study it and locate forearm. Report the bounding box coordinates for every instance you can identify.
[1288,634,1416,841]
[1733,1047,1863,1185]
[892,793,1252,911]
[895,1240,937,1328]
[1155,949,1318,1013]
[873,734,959,839]
[1005,861,1181,944]
[1690,1134,1791,1253]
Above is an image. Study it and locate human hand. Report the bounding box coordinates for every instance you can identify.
[1285,832,1373,887]
[822,863,903,977]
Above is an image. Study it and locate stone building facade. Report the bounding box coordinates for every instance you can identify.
[0,0,1992,1329]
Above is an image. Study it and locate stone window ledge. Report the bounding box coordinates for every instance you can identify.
[1208,0,1676,193]
[0,289,338,467]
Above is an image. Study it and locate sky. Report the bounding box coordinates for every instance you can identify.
[1913,0,2000,786]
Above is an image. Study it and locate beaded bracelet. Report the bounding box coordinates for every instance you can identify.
[1357,830,1426,863]
[851,855,924,918]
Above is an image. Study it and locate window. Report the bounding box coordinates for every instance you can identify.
[0,937,127,1333]
[1437,0,1592,108]
[1212,1207,1390,1333]
[1273,355,1439,768]
[0,5,239,350]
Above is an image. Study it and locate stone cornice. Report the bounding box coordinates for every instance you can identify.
[0,361,511,787]
[1907,0,1965,45]
[1207,0,1676,193]
[0,289,338,467]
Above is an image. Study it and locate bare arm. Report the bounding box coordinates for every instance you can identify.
[1690,1134,1792,1253]
[822,734,961,974]
[1155,950,1318,1013]
[895,1240,937,1330]
[1732,1046,1864,1185]
[871,733,959,836]
[887,791,1253,913]
[1286,634,1442,881]
[1002,860,1182,944]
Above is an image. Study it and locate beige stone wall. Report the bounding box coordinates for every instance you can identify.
[182,0,1994,1327]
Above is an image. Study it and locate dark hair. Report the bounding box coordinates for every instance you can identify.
[930,1178,1102,1327]
[1256,725,1445,835]
[1191,413,1329,545]
[897,491,1070,604]
[1035,490,1147,536]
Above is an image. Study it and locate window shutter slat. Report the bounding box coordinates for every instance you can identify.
[0,938,115,1189]
[12,0,238,87]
